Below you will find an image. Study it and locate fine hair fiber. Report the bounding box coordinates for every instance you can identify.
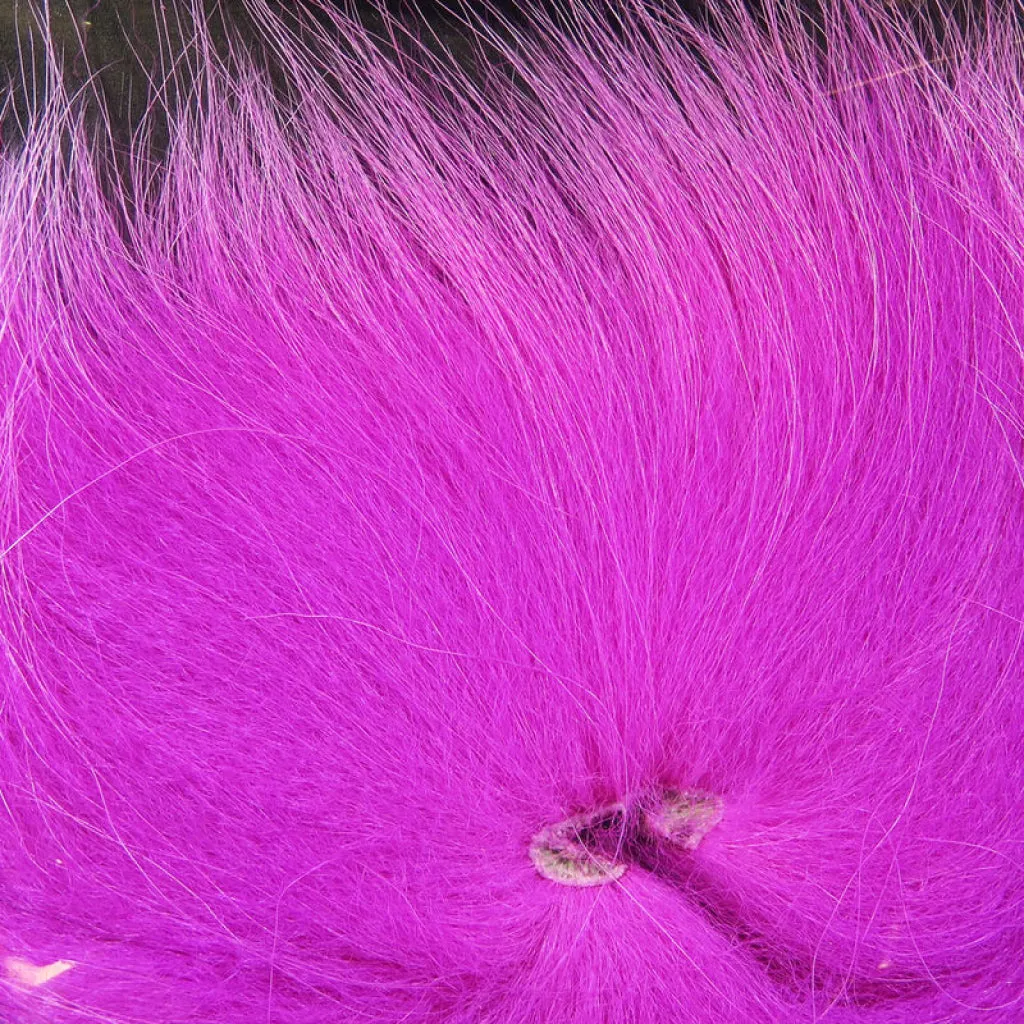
[1,0,1023,1020]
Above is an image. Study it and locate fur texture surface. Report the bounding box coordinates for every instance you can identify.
[1,1,1023,1020]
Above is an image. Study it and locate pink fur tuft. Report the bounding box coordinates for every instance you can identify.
[1,1,1022,1020]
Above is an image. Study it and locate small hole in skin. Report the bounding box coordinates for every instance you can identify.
[529,804,628,887]
[529,789,725,887]
[642,789,723,850]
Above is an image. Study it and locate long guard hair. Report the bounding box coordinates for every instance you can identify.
[0,1,1022,1021]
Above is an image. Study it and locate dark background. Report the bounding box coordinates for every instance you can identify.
[0,2,526,144]
[0,0,991,169]
[0,0,985,94]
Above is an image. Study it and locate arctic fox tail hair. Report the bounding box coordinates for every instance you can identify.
[1,0,1023,1021]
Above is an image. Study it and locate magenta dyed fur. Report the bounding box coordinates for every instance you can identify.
[1,1,1023,1020]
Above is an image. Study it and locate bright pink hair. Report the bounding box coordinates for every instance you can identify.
[1,1,1022,1021]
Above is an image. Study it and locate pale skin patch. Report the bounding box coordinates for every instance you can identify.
[642,789,723,850]
[529,804,628,887]
[530,790,724,885]
[4,956,75,988]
